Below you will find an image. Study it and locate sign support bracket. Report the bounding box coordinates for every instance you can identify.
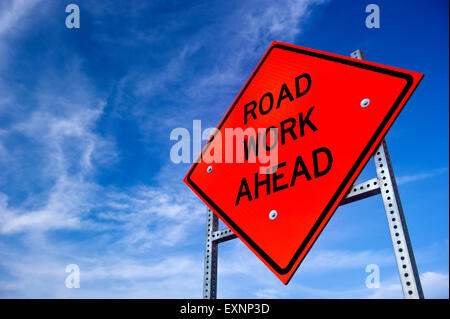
[202,49,423,299]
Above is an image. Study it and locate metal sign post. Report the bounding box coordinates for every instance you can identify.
[202,49,423,299]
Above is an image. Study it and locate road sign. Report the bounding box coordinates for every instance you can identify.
[184,42,423,284]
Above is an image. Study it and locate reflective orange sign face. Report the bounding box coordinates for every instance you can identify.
[184,42,423,284]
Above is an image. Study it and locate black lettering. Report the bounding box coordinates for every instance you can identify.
[254,172,271,199]
[299,106,318,137]
[290,155,312,186]
[272,162,288,193]
[235,177,252,206]
[244,101,257,125]
[263,126,278,151]
[313,147,333,178]
[259,92,274,115]
[276,83,294,108]
[295,73,311,98]
[244,132,260,161]
[280,117,297,145]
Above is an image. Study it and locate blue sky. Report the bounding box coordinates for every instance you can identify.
[0,0,448,298]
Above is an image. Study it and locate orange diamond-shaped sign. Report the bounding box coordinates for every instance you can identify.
[184,42,423,284]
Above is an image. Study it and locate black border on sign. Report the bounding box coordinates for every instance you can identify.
[186,43,418,281]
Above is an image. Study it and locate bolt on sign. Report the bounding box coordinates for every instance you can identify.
[184,42,423,284]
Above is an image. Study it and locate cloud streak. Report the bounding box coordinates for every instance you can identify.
[0,0,41,36]
[396,167,448,185]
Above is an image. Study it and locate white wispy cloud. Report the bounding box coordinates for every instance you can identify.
[218,239,449,298]
[188,0,326,95]
[0,246,203,298]
[396,167,448,185]
[420,272,449,299]
[95,186,204,251]
[248,269,449,299]
[219,239,394,278]
[0,0,42,72]
[0,0,41,36]
[0,62,113,234]
[107,0,328,141]
[0,176,97,234]
[367,271,449,299]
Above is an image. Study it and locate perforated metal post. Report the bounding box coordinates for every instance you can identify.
[373,140,424,298]
[201,49,423,299]
[203,208,218,299]
[352,49,423,299]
